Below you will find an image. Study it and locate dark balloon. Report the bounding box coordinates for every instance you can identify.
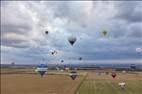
[61,60,64,63]
[45,31,48,34]
[130,64,136,70]
[51,51,57,55]
[70,71,77,80]
[111,72,116,78]
[11,62,15,65]
[68,36,77,46]
[38,71,46,77]
[102,30,107,36]
[78,57,82,60]
[51,52,54,55]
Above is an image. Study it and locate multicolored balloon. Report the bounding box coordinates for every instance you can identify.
[35,64,48,77]
[69,71,77,80]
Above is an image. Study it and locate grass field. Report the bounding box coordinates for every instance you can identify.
[76,71,142,94]
[1,69,142,94]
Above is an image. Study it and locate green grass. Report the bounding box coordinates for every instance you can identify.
[76,79,142,94]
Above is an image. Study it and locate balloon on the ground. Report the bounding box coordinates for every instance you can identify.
[68,36,77,46]
[69,71,77,80]
[35,64,48,77]
[118,82,126,89]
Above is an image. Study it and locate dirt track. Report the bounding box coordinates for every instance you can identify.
[1,74,83,94]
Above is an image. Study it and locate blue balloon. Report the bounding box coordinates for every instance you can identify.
[36,64,48,77]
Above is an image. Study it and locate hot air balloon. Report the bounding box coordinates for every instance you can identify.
[136,47,142,53]
[69,71,77,80]
[61,60,64,63]
[118,82,126,89]
[130,64,136,70]
[68,36,77,46]
[35,64,48,77]
[51,50,57,55]
[45,31,48,35]
[11,62,15,65]
[78,57,82,61]
[101,30,107,36]
[111,72,116,78]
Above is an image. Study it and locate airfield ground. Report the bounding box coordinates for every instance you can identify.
[1,69,142,94]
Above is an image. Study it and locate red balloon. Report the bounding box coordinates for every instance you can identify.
[111,72,116,78]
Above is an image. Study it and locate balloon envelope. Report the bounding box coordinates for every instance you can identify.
[61,60,64,63]
[36,64,48,77]
[68,36,77,46]
[130,64,136,70]
[136,48,142,53]
[45,31,48,34]
[102,30,107,36]
[70,71,77,80]
[111,72,116,78]
[78,57,82,60]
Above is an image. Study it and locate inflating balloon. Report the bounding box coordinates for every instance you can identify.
[111,72,116,78]
[35,64,48,77]
[70,71,77,80]
[68,36,77,46]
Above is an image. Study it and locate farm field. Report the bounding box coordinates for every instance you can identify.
[76,71,142,94]
[1,74,84,94]
[1,69,142,94]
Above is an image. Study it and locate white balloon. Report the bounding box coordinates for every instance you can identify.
[118,82,126,88]
[136,48,142,53]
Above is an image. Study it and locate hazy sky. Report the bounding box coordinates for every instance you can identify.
[1,1,142,64]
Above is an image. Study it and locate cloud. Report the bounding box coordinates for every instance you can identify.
[114,1,142,23]
[1,1,142,64]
